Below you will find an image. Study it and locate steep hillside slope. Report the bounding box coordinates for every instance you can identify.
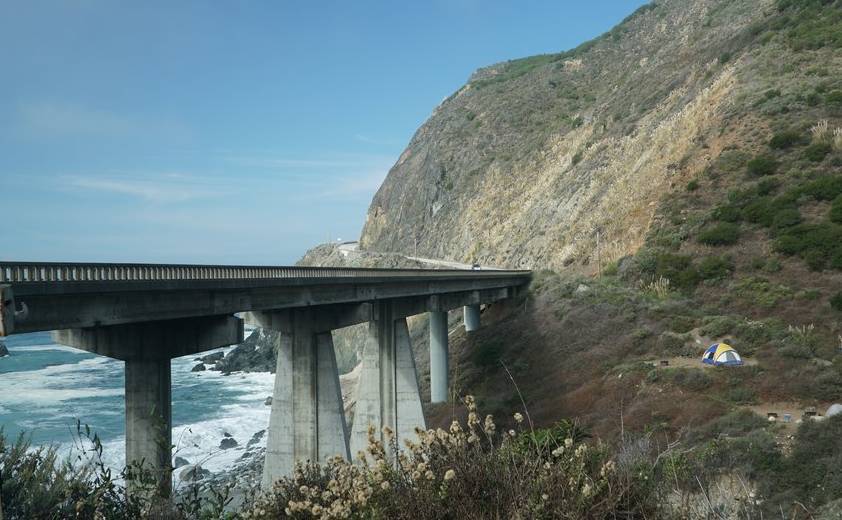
[360,0,840,274]
[351,0,842,514]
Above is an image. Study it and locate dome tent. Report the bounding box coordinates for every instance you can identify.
[702,343,743,366]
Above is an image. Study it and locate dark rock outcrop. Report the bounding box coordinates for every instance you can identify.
[191,363,206,372]
[197,351,225,364]
[174,456,190,469]
[0,341,8,358]
[219,437,238,450]
[212,329,278,374]
[247,429,265,447]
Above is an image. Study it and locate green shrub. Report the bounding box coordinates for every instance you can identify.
[771,207,801,230]
[747,155,778,176]
[828,90,842,106]
[731,276,793,308]
[804,142,832,162]
[698,255,734,280]
[668,315,697,334]
[757,178,779,196]
[763,89,781,100]
[831,292,842,311]
[657,331,691,356]
[763,257,783,273]
[0,427,213,519]
[700,409,767,439]
[686,180,700,191]
[774,222,842,269]
[473,340,504,368]
[653,252,700,290]
[648,367,712,391]
[804,249,827,271]
[715,150,749,173]
[769,130,806,149]
[801,176,842,201]
[742,197,775,226]
[831,249,842,270]
[774,0,842,51]
[698,223,741,246]
[701,315,738,338]
[713,204,742,222]
[724,386,758,405]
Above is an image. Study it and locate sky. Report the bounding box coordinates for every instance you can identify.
[0,0,647,265]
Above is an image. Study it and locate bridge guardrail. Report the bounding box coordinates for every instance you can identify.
[0,262,530,283]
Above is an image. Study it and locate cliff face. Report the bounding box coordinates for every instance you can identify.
[360,0,769,270]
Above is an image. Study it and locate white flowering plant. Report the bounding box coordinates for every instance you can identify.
[243,396,657,519]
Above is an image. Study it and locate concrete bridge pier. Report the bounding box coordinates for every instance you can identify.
[464,304,481,332]
[429,310,449,403]
[53,315,244,497]
[251,308,351,489]
[124,357,171,495]
[350,302,426,458]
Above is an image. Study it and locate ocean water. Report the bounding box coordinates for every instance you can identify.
[0,329,275,476]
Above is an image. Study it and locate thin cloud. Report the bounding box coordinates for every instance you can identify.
[65,173,227,203]
[354,134,398,146]
[17,101,190,140]
[225,153,396,171]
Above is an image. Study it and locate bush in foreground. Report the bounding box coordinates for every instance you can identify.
[245,397,657,520]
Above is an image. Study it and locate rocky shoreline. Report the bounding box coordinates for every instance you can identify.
[0,340,9,358]
[175,322,363,509]
[173,443,266,511]
[192,329,279,374]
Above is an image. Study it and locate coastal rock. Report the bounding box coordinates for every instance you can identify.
[0,341,8,358]
[199,351,225,364]
[247,429,266,447]
[264,396,273,406]
[174,456,190,469]
[213,329,279,374]
[219,437,238,450]
[191,363,206,372]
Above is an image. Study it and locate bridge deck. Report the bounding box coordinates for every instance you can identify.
[0,262,531,336]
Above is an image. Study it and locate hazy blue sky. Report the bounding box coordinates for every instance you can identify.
[0,0,646,265]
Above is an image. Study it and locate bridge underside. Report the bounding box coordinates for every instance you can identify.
[0,264,529,496]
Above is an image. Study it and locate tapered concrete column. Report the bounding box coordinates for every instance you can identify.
[429,311,449,403]
[125,357,172,497]
[464,304,481,332]
[258,309,350,489]
[351,302,426,458]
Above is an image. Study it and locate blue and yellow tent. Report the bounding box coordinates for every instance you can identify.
[702,343,743,366]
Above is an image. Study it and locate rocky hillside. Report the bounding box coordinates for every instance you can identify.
[360,0,841,274]
[348,0,842,514]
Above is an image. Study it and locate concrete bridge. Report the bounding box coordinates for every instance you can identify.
[0,261,530,495]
